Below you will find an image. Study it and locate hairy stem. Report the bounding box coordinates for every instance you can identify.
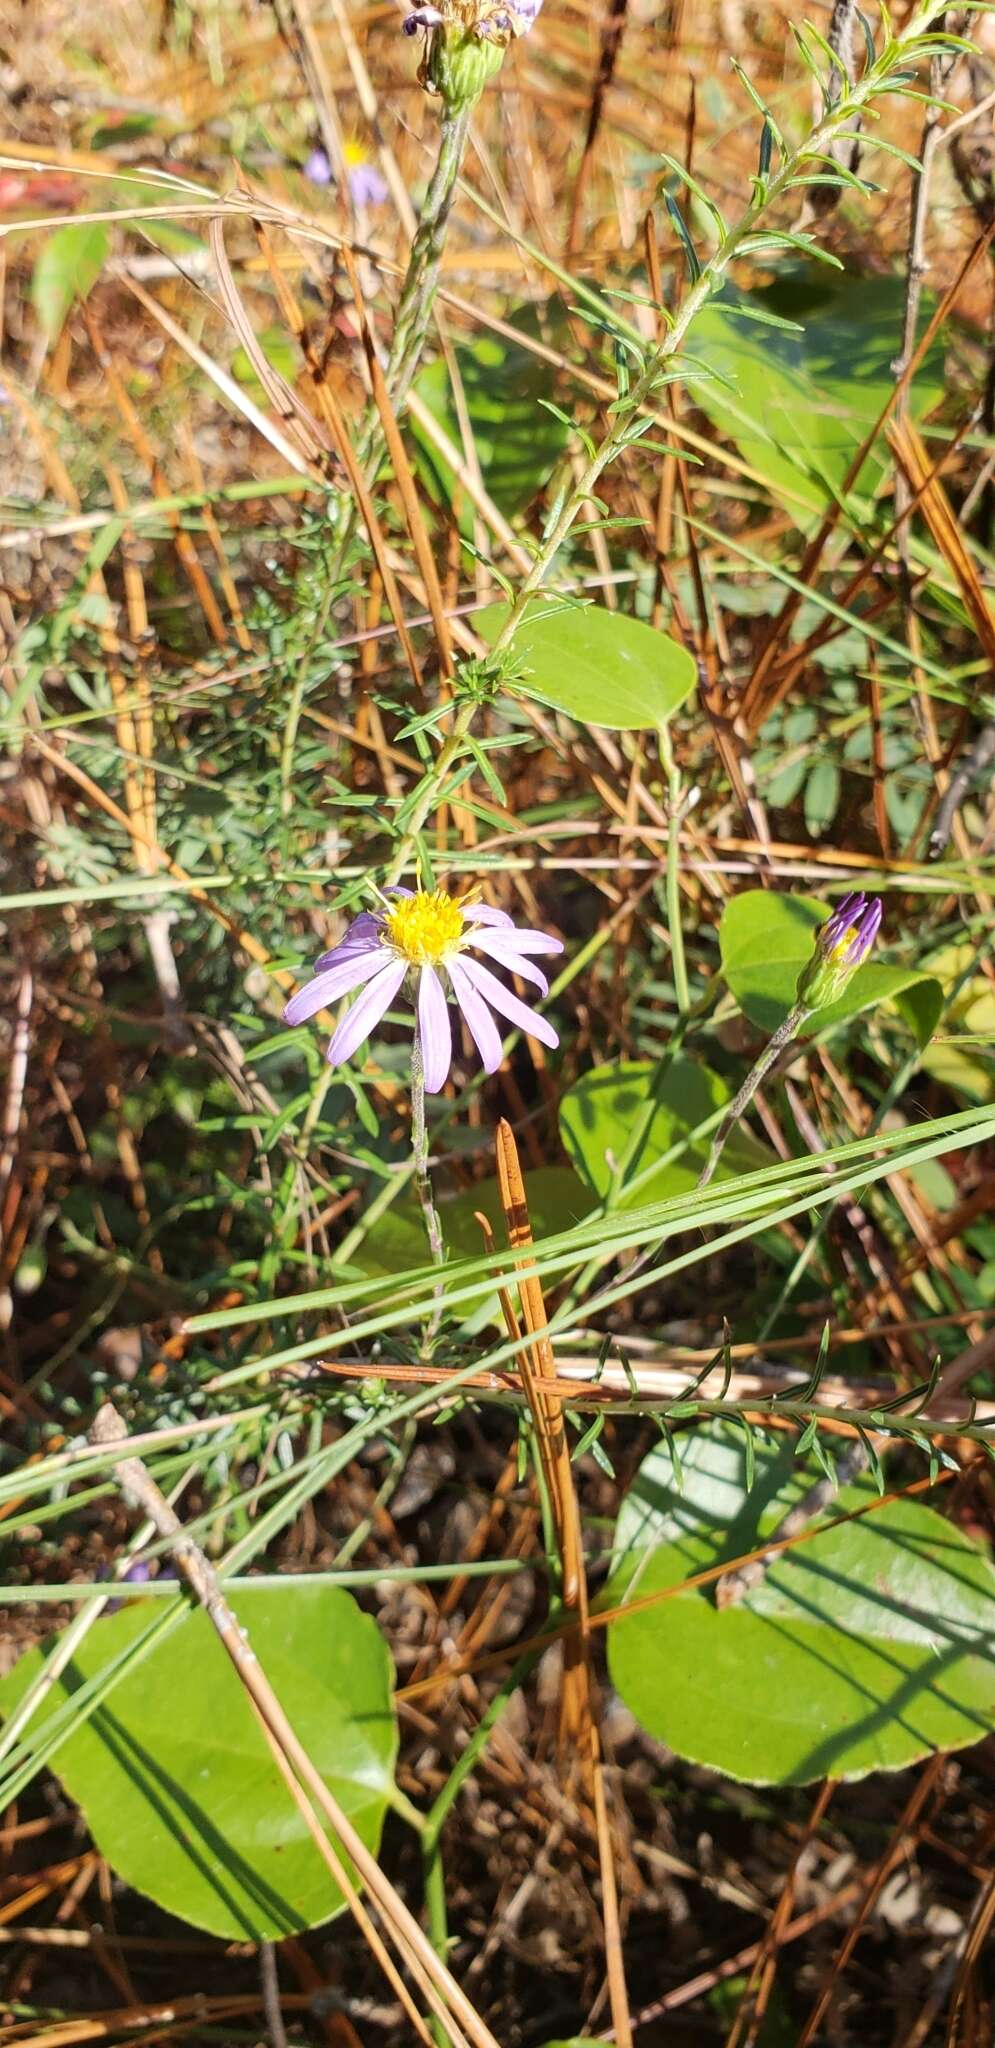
[697,1002,811,1189]
[411,1026,445,1277]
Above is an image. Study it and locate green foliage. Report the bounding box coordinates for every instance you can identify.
[692,270,945,525]
[474,597,697,729]
[920,945,995,1104]
[359,1164,594,1290]
[413,306,571,520]
[607,1421,995,1784]
[7,1,995,2019]
[231,324,298,396]
[0,1587,396,1938]
[31,222,109,344]
[559,1056,770,1206]
[718,890,944,1046]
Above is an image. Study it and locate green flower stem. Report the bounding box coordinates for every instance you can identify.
[384,102,474,411]
[352,101,475,493]
[336,100,476,592]
[660,723,691,1014]
[411,1024,445,1276]
[697,1002,811,1190]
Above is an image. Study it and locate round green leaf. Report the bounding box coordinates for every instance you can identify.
[474,598,697,730]
[718,890,943,1047]
[559,1056,769,1208]
[920,944,995,1105]
[0,1585,396,1939]
[607,1422,995,1785]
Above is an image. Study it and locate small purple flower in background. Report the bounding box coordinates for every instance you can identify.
[344,140,389,209]
[303,140,388,209]
[284,886,562,1092]
[303,146,332,186]
[796,890,883,1010]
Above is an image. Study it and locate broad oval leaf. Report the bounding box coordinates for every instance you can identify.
[718,890,943,1047]
[607,1422,995,1785]
[691,271,945,527]
[474,598,697,730]
[0,1585,396,1940]
[32,222,109,345]
[559,1056,770,1208]
[413,306,570,521]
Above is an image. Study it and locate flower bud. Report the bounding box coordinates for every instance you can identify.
[795,891,883,1010]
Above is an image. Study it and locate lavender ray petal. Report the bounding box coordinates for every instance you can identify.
[464,926,562,956]
[447,959,504,1075]
[822,891,866,948]
[326,959,408,1068]
[845,898,882,964]
[460,903,514,927]
[303,146,332,185]
[463,930,549,994]
[349,161,388,208]
[314,913,383,970]
[418,965,452,1094]
[283,943,385,1025]
[456,955,558,1050]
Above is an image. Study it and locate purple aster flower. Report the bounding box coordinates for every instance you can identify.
[817,891,883,966]
[796,891,883,1009]
[348,158,388,208]
[303,140,387,209]
[343,140,389,209]
[284,887,562,1092]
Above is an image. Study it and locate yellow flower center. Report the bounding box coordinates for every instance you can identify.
[383,889,466,965]
[829,923,859,962]
[343,137,369,169]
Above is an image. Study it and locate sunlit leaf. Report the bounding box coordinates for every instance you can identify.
[0,1587,396,1939]
[474,597,697,730]
[607,1421,995,1784]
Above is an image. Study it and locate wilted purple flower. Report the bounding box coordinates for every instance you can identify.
[796,890,883,1009]
[284,887,562,1092]
[402,0,543,42]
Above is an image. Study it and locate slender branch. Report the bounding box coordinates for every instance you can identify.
[697,1004,811,1189]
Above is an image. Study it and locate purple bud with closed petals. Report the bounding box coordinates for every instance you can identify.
[796,893,883,1009]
